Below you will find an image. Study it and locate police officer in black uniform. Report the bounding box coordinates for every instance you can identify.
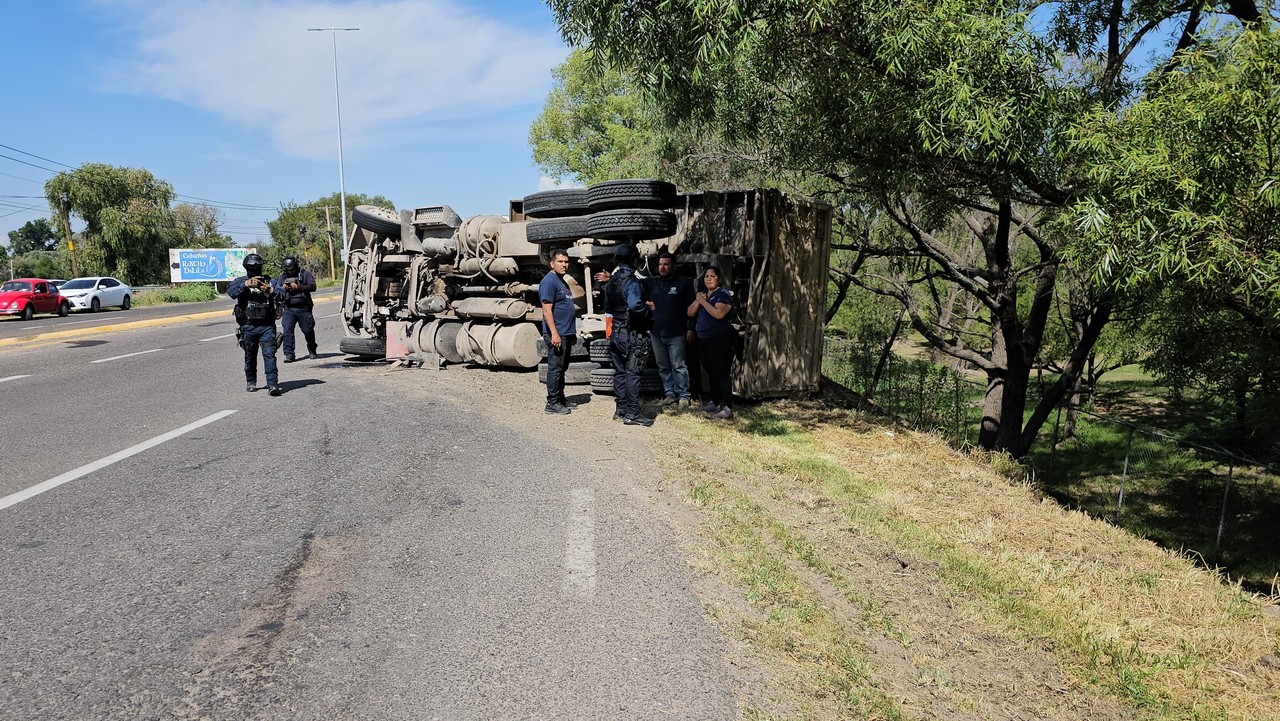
[603,244,654,426]
[227,253,285,395]
[277,256,318,362]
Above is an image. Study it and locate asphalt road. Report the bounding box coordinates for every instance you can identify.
[0,304,735,720]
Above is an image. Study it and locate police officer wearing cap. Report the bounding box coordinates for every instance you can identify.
[227,253,285,395]
[277,256,318,362]
[602,243,655,426]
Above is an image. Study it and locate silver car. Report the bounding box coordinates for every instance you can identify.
[57,277,133,312]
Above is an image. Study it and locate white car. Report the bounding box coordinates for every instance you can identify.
[58,276,133,312]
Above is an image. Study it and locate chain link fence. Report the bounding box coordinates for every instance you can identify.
[822,337,1280,593]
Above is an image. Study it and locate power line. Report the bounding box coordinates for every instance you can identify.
[0,153,61,174]
[0,203,44,220]
[0,142,279,213]
[0,143,75,170]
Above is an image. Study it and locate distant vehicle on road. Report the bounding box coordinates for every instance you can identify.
[58,276,133,313]
[0,278,71,320]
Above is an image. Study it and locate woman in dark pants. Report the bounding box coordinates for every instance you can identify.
[689,266,736,419]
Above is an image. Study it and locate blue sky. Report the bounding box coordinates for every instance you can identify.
[0,0,572,249]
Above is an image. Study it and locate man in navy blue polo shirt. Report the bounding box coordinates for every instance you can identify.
[539,248,577,415]
[645,251,696,409]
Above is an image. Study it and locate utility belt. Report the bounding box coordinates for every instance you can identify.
[235,300,276,325]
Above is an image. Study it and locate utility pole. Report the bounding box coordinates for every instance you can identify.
[60,191,78,278]
[308,27,358,265]
[322,205,337,278]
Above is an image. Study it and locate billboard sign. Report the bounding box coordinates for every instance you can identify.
[168,248,256,282]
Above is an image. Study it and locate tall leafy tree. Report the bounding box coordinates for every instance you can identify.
[168,203,234,249]
[6,218,60,255]
[530,48,779,189]
[266,192,394,278]
[1068,25,1280,334]
[548,0,1271,456]
[44,164,175,284]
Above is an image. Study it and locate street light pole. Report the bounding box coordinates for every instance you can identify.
[308,27,358,268]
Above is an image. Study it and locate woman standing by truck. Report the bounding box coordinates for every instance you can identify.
[689,265,735,419]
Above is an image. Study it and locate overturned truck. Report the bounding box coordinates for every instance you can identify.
[339,184,833,399]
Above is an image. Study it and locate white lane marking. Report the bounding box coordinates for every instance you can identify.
[91,348,164,364]
[563,487,597,598]
[27,324,49,329]
[63,319,95,325]
[319,312,341,319]
[199,333,237,342]
[0,375,31,383]
[0,410,238,511]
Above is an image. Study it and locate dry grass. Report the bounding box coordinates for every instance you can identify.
[653,400,1280,721]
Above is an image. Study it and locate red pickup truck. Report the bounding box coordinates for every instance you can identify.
[0,278,71,320]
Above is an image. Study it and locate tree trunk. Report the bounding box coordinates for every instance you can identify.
[868,314,904,399]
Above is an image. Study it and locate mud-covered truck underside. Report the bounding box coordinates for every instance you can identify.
[339,185,833,400]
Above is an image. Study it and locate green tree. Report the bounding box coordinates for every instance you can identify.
[13,250,70,281]
[530,48,778,189]
[7,218,60,255]
[547,0,1271,456]
[266,192,394,278]
[1068,26,1280,336]
[168,203,234,249]
[44,164,175,284]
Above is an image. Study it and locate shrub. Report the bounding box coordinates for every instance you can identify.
[132,283,219,306]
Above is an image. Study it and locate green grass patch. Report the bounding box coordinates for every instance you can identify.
[663,403,1268,721]
[131,283,219,306]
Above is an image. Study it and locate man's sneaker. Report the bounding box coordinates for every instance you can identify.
[623,415,654,427]
[246,382,257,393]
[283,355,297,363]
[267,385,283,397]
[699,402,720,413]
[677,398,692,409]
[713,406,734,420]
[658,396,678,407]
[612,410,625,421]
[545,403,571,415]
[308,347,319,356]
[558,398,579,409]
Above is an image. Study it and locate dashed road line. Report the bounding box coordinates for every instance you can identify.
[199,333,237,342]
[0,410,238,511]
[0,375,31,383]
[563,487,597,598]
[91,348,165,363]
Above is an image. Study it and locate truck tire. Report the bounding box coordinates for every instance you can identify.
[590,337,659,366]
[536,335,590,359]
[353,205,401,237]
[589,338,610,363]
[340,335,385,358]
[538,361,596,385]
[586,179,677,212]
[522,189,590,219]
[589,366,663,394]
[526,216,589,244]
[586,209,677,241]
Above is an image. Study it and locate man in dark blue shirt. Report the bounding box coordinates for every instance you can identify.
[539,248,577,415]
[645,251,696,409]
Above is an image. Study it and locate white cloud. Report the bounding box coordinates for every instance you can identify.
[94,0,568,159]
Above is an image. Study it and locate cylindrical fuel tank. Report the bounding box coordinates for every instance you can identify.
[457,215,505,257]
[416,319,465,363]
[453,297,532,320]
[450,257,519,277]
[455,321,541,368]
